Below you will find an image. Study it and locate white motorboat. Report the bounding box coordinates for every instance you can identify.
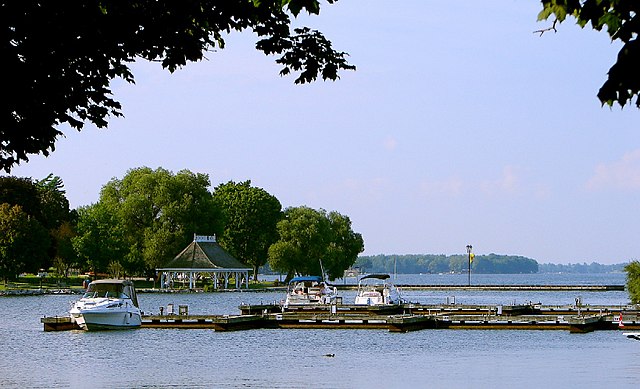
[70,279,142,330]
[354,274,404,305]
[283,276,338,308]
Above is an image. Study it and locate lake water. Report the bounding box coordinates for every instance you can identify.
[1,273,638,388]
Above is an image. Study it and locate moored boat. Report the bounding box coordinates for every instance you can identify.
[70,279,142,330]
[354,274,404,305]
[283,276,338,308]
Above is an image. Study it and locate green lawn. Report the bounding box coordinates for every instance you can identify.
[1,275,279,291]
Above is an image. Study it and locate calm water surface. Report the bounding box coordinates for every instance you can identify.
[1,273,638,388]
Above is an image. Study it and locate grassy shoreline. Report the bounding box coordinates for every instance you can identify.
[1,275,279,294]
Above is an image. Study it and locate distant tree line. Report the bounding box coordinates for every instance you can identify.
[538,262,626,274]
[355,254,539,275]
[0,168,363,283]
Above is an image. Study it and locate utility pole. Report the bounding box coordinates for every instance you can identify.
[466,245,473,286]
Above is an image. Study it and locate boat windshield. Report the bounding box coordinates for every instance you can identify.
[289,280,332,294]
[359,279,385,288]
[83,283,128,299]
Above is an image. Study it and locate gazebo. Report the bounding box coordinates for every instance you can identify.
[156,234,250,290]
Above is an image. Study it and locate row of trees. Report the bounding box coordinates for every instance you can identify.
[539,262,626,273]
[0,167,364,283]
[355,254,539,275]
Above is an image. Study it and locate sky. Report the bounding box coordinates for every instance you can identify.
[8,1,640,265]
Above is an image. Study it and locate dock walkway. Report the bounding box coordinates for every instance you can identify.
[41,301,639,333]
[336,284,624,291]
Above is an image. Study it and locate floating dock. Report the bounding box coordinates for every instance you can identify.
[337,284,625,291]
[41,302,640,333]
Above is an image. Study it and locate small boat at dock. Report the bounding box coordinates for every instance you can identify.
[283,276,338,308]
[354,274,404,305]
[69,279,142,330]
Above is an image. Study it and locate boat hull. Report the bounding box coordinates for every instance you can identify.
[72,310,141,330]
[354,296,385,305]
[70,298,142,331]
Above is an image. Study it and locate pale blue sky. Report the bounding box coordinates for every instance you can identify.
[9,1,640,264]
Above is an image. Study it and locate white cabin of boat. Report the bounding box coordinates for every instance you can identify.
[82,279,139,308]
[283,275,337,307]
[354,273,403,305]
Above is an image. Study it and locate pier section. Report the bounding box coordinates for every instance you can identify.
[41,301,640,333]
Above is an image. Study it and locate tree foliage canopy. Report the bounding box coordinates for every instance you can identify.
[2,0,355,172]
[34,174,72,231]
[72,202,127,274]
[213,180,282,280]
[625,261,640,304]
[95,167,221,274]
[0,175,73,270]
[323,210,365,279]
[0,177,43,222]
[268,206,363,280]
[0,203,49,282]
[538,0,640,108]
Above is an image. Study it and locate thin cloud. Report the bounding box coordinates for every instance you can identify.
[534,183,552,200]
[586,149,640,191]
[383,136,398,151]
[338,177,392,203]
[419,177,464,196]
[480,165,519,195]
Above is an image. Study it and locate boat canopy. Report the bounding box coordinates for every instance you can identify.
[85,279,139,307]
[359,274,391,281]
[289,276,323,284]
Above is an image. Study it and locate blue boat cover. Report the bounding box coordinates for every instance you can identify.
[289,276,323,284]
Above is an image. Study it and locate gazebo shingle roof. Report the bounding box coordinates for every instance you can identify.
[163,240,249,269]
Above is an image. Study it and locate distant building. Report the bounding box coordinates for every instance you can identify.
[343,267,362,278]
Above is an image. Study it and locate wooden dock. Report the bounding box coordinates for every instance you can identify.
[41,314,266,332]
[143,314,264,331]
[41,316,82,331]
[336,284,625,291]
[41,302,640,333]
